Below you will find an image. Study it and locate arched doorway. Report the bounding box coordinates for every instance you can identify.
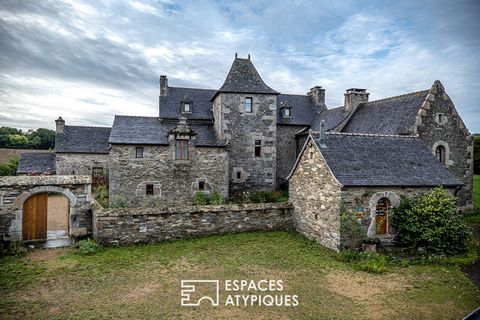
[375,197,391,235]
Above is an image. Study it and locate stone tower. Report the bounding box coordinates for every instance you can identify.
[212,55,279,195]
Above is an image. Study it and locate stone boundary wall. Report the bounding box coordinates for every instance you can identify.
[93,202,293,245]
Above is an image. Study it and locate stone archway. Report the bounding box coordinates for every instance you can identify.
[432,141,452,167]
[0,175,92,242]
[367,191,400,237]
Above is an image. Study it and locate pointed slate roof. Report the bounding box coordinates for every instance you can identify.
[211,57,278,100]
[17,152,56,174]
[306,132,462,187]
[341,90,429,135]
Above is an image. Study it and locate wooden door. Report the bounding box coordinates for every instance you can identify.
[375,198,390,235]
[22,193,48,240]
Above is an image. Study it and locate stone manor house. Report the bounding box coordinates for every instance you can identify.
[15,55,473,249]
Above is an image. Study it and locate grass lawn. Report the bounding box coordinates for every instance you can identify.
[1,231,479,320]
[473,175,480,210]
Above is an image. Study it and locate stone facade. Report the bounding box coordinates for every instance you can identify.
[108,144,228,207]
[55,153,109,176]
[413,81,473,205]
[288,141,343,251]
[0,175,92,241]
[276,125,306,188]
[213,93,277,194]
[93,202,292,245]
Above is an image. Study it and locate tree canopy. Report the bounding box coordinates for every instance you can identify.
[0,127,55,149]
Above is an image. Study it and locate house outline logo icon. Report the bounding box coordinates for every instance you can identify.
[180,280,220,307]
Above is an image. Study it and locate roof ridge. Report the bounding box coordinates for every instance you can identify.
[365,89,430,105]
[65,125,111,129]
[320,131,418,138]
[169,86,216,91]
[115,115,158,119]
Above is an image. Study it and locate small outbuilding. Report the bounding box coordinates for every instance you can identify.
[287,130,463,251]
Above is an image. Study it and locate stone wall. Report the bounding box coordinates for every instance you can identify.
[55,153,109,176]
[276,125,306,188]
[0,175,92,241]
[108,145,229,207]
[288,139,343,251]
[413,81,473,205]
[93,202,292,245]
[213,93,277,194]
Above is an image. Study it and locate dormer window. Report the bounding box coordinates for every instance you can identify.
[283,107,291,117]
[183,103,191,113]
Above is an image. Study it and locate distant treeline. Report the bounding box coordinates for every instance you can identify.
[0,127,55,149]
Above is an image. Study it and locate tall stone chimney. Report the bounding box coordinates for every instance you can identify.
[307,86,326,111]
[55,117,65,133]
[160,75,168,97]
[344,88,369,113]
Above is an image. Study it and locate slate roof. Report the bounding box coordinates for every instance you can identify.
[310,133,462,187]
[341,90,429,135]
[277,94,317,126]
[310,107,347,131]
[211,58,278,100]
[159,87,216,120]
[17,152,56,174]
[109,116,225,147]
[55,126,111,153]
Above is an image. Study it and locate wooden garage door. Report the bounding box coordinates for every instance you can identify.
[22,193,48,240]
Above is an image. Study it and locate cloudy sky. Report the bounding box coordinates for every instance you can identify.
[1,0,479,132]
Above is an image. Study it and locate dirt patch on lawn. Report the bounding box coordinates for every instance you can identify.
[27,248,70,261]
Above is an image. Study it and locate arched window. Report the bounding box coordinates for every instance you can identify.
[435,145,446,164]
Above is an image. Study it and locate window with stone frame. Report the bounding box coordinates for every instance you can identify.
[245,97,253,113]
[92,167,104,178]
[135,146,144,158]
[254,140,262,157]
[236,171,241,179]
[176,140,189,160]
[436,145,446,164]
[146,184,154,195]
[198,180,206,191]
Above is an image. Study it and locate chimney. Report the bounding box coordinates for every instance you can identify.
[160,75,168,97]
[344,88,369,113]
[307,86,326,111]
[55,117,65,133]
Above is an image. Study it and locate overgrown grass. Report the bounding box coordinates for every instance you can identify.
[1,231,479,320]
[473,175,480,209]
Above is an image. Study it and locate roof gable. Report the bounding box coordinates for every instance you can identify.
[17,152,56,174]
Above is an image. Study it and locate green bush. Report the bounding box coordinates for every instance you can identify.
[0,157,19,176]
[339,250,388,273]
[392,187,471,255]
[194,192,208,205]
[76,238,101,255]
[233,191,288,204]
[210,191,224,205]
[340,207,365,248]
[92,184,109,208]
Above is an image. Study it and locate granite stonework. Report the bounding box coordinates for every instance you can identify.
[276,125,307,187]
[108,144,229,207]
[288,141,343,251]
[213,93,277,194]
[413,81,473,205]
[0,175,92,241]
[93,202,292,245]
[55,153,109,176]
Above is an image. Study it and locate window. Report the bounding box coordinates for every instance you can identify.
[283,108,291,117]
[176,140,189,160]
[198,181,205,190]
[236,171,241,179]
[245,97,252,113]
[183,103,191,113]
[254,140,261,157]
[436,145,446,164]
[135,146,144,158]
[92,167,103,178]
[146,184,154,195]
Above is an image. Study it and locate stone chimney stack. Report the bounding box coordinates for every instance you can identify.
[344,88,369,113]
[55,117,65,133]
[160,75,168,97]
[307,86,327,111]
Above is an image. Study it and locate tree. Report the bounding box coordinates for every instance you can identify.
[0,126,55,149]
[392,187,471,255]
[0,157,19,176]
